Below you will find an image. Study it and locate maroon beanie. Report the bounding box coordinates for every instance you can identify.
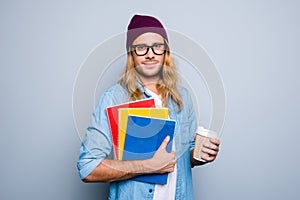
[126,14,168,50]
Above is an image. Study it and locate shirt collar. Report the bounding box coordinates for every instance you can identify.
[136,80,152,98]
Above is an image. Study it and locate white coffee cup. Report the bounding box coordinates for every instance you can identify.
[193,126,218,162]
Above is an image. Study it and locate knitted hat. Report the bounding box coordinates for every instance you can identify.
[126,14,168,50]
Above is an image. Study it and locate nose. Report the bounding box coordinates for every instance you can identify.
[145,47,155,59]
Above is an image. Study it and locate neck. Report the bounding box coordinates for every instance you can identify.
[138,76,159,94]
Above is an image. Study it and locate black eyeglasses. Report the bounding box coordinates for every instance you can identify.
[131,43,167,56]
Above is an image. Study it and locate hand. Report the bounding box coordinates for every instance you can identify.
[147,136,176,174]
[201,138,220,162]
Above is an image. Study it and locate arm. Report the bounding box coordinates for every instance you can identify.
[79,88,175,182]
[190,138,220,167]
[84,136,176,182]
[182,88,221,167]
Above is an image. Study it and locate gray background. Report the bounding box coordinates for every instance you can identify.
[1,0,299,200]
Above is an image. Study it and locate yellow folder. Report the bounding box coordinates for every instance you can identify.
[118,108,169,160]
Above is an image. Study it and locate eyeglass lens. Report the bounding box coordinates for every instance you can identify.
[132,43,166,56]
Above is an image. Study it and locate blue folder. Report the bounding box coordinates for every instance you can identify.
[123,115,176,184]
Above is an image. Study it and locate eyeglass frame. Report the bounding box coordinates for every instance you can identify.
[130,42,168,56]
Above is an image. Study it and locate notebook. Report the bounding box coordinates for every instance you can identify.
[106,98,155,159]
[123,115,176,184]
[118,107,169,160]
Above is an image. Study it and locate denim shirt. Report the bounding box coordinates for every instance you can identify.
[77,83,197,200]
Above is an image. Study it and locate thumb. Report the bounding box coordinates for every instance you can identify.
[158,135,170,150]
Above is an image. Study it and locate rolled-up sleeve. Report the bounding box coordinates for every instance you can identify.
[184,88,198,151]
[77,91,115,180]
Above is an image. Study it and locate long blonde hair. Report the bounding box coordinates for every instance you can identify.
[118,41,183,111]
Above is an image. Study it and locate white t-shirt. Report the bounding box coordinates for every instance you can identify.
[145,88,177,200]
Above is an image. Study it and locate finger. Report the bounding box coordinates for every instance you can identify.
[203,143,219,151]
[166,164,176,171]
[158,135,170,150]
[209,138,220,146]
[171,151,176,158]
[201,155,216,162]
[170,159,176,165]
[168,166,175,172]
[201,147,218,156]
[163,167,174,173]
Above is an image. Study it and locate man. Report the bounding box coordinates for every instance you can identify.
[77,14,220,199]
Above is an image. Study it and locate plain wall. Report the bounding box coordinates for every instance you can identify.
[1,0,299,199]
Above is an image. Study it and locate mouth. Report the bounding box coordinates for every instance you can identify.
[142,61,158,67]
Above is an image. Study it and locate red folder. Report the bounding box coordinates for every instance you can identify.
[106,98,155,159]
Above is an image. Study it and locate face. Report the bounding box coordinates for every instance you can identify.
[131,32,165,83]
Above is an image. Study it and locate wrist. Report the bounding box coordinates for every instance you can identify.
[140,158,155,174]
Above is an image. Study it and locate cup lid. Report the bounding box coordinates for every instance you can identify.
[196,126,218,138]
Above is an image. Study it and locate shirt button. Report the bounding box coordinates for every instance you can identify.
[149,189,153,193]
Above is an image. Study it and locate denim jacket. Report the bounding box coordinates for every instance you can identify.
[77,83,197,200]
